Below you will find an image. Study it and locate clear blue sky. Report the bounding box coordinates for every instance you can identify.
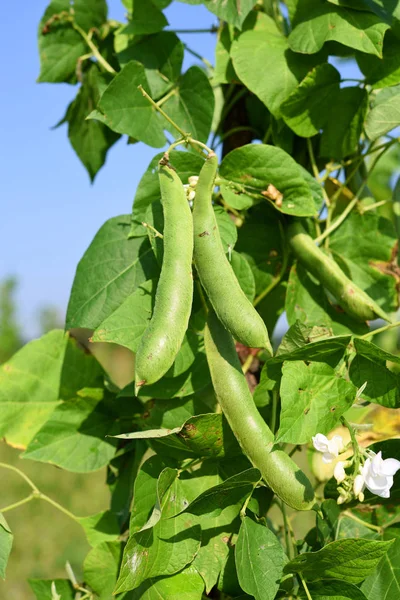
[1,1,216,338]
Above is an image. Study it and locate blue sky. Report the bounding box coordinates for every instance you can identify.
[1,1,216,338]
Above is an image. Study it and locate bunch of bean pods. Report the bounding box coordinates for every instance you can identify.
[134,149,388,511]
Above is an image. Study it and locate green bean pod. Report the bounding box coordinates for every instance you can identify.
[204,309,316,511]
[287,221,391,323]
[135,156,194,392]
[193,152,272,353]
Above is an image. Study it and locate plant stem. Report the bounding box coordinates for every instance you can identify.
[314,194,359,244]
[157,87,177,107]
[253,223,288,307]
[341,511,383,534]
[341,416,360,474]
[139,85,190,140]
[183,44,213,70]
[38,493,79,522]
[281,501,292,558]
[299,573,313,600]
[242,352,255,374]
[360,199,389,213]
[359,320,400,339]
[72,23,116,74]
[0,462,39,492]
[142,222,164,238]
[270,390,279,434]
[167,27,218,34]
[0,494,35,513]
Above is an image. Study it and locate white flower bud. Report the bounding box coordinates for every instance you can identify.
[188,175,199,187]
[187,189,196,201]
[353,474,365,497]
[333,461,346,483]
[337,495,346,505]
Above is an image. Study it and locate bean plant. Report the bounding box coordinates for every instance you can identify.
[3,0,400,598]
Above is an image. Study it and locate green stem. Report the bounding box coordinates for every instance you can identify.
[270,390,279,434]
[360,199,389,213]
[168,27,217,34]
[157,87,177,107]
[315,195,359,244]
[72,23,116,74]
[242,352,255,375]
[142,222,164,239]
[307,138,331,208]
[0,494,35,513]
[359,320,400,339]
[139,85,190,141]
[253,223,288,307]
[0,462,39,492]
[38,493,79,522]
[183,44,213,70]
[341,511,383,534]
[300,573,313,600]
[341,417,360,474]
[281,501,292,558]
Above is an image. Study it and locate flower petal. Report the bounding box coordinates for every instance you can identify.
[312,433,329,452]
[381,458,400,476]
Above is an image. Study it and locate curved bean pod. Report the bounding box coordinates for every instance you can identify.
[193,152,272,353]
[135,156,194,391]
[287,221,391,323]
[204,309,316,511]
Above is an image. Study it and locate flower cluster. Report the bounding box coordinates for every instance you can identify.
[312,432,400,503]
[184,175,199,203]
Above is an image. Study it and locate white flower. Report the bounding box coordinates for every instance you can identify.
[188,175,199,187]
[334,461,346,483]
[312,433,344,463]
[360,451,400,499]
[353,474,365,497]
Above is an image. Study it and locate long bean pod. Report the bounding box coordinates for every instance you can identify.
[204,309,316,511]
[135,155,194,391]
[193,152,272,353]
[287,221,391,323]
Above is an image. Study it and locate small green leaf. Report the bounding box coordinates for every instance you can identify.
[129,565,205,599]
[84,541,122,599]
[0,514,13,580]
[77,511,120,547]
[289,1,389,57]
[298,579,369,599]
[121,0,168,35]
[281,64,341,137]
[66,215,159,330]
[365,85,400,140]
[357,31,400,89]
[89,60,166,147]
[235,517,288,600]
[276,360,356,444]
[73,0,108,30]
[214,205,238,252]
[320,87,368,159]
[29,580,75,600]
[231,251,256,301]
[284,538,394,583]
[361,525,400,600]
[220,144,316,217]
[23,395,116,473]
[204,0,257,28]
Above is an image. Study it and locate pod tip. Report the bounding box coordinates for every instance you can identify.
[135,378,146,397]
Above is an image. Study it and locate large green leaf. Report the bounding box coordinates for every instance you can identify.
[281,64,341,137]
[115,413,241,459]
[56,65,120,181]
[23,394,116,472]
[0,330,67,448]
[329,209,398,313]
[29,579,75,600]
[219,144,316,217]
[357,31,400,89]
[298,580,369,599]
[84,541,122,599]
[320,87,368,159]
[162,66,214,143]
[276,360,356,444]
[118,32,184,99]
[365,85,400,140]
[203,0,257,28]
[130,151,204,237]
[88,60,166,147]
[361,526,400,600]
[0,514,13,580]
[121,0,168,35]
[235,517,287,600]
[66,215,159,330]
[77,510,120,547]
[284,538,394,583]
[231,23,320,118]
[289,1,389,57]
[129,565,205,599]
[73,0,108,30]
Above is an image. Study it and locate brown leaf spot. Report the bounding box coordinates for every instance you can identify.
[199,231,209,237]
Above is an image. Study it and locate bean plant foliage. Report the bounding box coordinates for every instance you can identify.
[4,0,400,598]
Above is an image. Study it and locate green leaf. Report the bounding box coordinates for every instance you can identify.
[365,85,400,140]
[214,205,238,252]
[357,30,400,89]
[60,335,104,400]
[320,87,368,159]
[204,0,257,28]
[130,455,167,534]
[130,151,204,237]
[115,477,201,593]
[349,351,399,409]
[140,392,216,431]
[116,413,242,459]
[214,24,237,85]
[38,1,85,84]
[284,538,394,583]
[299,165,325,212]
[336,516,379,540]
[66,215,159,330]
[275,324,351,362]
[84,541,122,599]
[220,144,316,217]
[118,32,184,99]
[77,510,120,547]
[0,330,67,448]
[162,66,215,143]
[23,395,116,472]
[289,1,389,57]
[276,360,356,444]
[235,517,287,600]
[29,579,75,600]
[231,24,320,118]
[0,514,13,580]
[74,0,108,30]
[298,579,369,599]
[88,61,166,147]
[182,469,261,518]
[281,64,341,137]
[57,65,120,181]
[129,565,205,599]
[231,251,256,301]
[121,0,168,35]
[361,526,400,600]
[285,264,368,336]
[329,209,398,313]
